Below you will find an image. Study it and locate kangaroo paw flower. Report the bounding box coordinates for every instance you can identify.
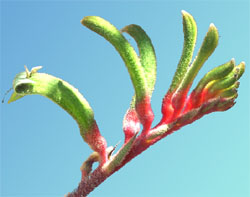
[8,66,108,164]
[8,11,245,196]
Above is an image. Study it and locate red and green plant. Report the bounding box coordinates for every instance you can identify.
[8,11,245,196]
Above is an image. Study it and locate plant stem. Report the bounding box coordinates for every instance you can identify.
[67,123,174,197]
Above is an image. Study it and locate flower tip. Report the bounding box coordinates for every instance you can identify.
[235,81,240,88]
[209,23,215,27]
[181,10,190,16]
[241,61,246,67]
[237,61,245,73]
[209,23,218,31]
[237,62,245,78]
[80,18,85,25]
[181,10,187,14]
[230,58,235,65]
[207,23,219,40]
[80,16,91,25]
[120,25,128,33]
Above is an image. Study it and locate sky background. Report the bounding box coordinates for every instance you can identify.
[1,0,249,197]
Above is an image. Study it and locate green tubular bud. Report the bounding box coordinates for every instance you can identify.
[219,81,239,98]
[81,16,148,101]
[209,62,245,94]
[235,61,245,79]
[121,24,156,132]
[220,87,238,98]
[9,72,95,132]
[8,68,107,159]
[121,24,157,95]
[193,59,235,94]
[187,59,235,109]
[178,23,219,92]
[169,10,197,92]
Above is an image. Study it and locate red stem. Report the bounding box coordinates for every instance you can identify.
[67,125,175,197]
[67,98,228,196]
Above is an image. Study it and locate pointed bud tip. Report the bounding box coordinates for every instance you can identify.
[237,62,245,72]
[209,23,218,32]
[208,23,219,38]
[80,16,91,25]
[80,18,84,24]
[209,23,215,28]
[235,81,240,88]
[181,10,192,18]
[181,10,188,15]
[241,61,246,66]
[230,58,235,65]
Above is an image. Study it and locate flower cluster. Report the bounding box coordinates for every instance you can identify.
[9,11,245,196]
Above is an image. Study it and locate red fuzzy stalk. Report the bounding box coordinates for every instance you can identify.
[123,108,140,143]
[171,89,189,118]
[161,88,189,124]
[84,122,107,165]
[135,95,154,132]
[161,92,175,123]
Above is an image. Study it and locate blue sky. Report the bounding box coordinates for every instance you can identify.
[1,1,249,197]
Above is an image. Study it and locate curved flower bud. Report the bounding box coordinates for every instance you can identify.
[170,23,219,119]
[199,61,245,103]
[120,23,157,136]
[8,66,107,164]
[82,16,154,131]
[185,59,235,110]
[121,24,157,95]
[81,16,148,101]
[161,10,197,123]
